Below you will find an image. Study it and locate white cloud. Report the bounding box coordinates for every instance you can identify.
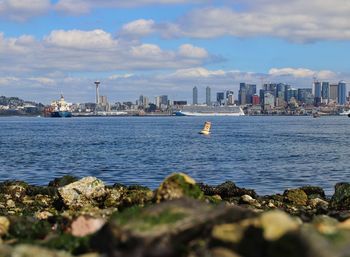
[108,74,134,80]
[178,44,208,59]
[170,67,226,78]
[44,29,116,49]
[28,77,55,85]
[0,0,50,21]
[55,0,205,14]
[120,19,155,38]
[269,68,337,79]
[159,1,350,42]
[0,30,209,74]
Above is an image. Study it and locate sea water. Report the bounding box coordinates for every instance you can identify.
[0,116,349,195]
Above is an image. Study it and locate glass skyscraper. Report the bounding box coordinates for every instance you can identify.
[193,86,198,105]
[338,81,347,105]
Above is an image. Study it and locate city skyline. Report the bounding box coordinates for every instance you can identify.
[0,0,349,103]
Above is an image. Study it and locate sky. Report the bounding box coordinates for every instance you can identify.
[0,0,349,104]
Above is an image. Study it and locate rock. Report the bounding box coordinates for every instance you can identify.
[0,181,28,201]
[43,233,91,255]
[199,181,257,199]
[6,199,15,208]
[299,186,326,199]
[0,216,10,236]
[154,173,203,202]
[283,189,308,206]
[312,215,338,235]
[211,223,245,244]
[309,198,329,209]
[240,195,261,208]
[58,177,108,209]
[92,198,254,257]
[260,210,300,241]
[330,183,350,210]
[70,216,105,237]
[210,247,242,257]
[9,217,52,240]
[35,211,54,220]
[12,244,73,257]
[49,176,79,188]
[104,188,125,208]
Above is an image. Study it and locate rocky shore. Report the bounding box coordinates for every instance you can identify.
[0,173,350,257]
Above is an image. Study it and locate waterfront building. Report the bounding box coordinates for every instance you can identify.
[206,86,211,106]
[226,90,235,105]
[252,95,260,106]
[193,86,198,105]
[217,92,225,105]
[338,81,347,105]
[329,84,338,103]
[99,96,110,111]
[321,82,330,104]
[263,92,275,110]
[173,101,187,106]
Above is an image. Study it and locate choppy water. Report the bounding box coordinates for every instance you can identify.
[0,116,349,195]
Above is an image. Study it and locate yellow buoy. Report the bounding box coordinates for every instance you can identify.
[199,121,211,135]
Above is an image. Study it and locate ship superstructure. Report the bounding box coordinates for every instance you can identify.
[49,95,72,117]
[174,105,245,116]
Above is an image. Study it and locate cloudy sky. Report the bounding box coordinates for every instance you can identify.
[0,0,349,104]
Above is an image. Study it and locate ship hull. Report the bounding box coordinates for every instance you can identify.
[50,111,72,118]
[175,111,244,116]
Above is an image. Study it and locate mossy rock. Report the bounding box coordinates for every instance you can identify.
[330,183,350,210]
[299,186,325,199]
[48,176,79,188]
[8,217,51,240]
[199,181,257,199]
[43,233,91,255]
[0,181,29,201]
[154,173,203,202]
[283,189,308,206]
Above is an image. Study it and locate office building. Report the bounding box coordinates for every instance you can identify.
[297,88,313,104]
[338,81,347,105]
[226,90,235,105]
[321,82,329,104]
[285,88,298,103]
[217,92,225,105]
[239,83,257,105]
[313,81,322,105]
[329,84,338,102]
[206,86,211,106]
[193,86,198,105]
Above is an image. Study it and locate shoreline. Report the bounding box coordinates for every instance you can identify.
[0,173,350,256]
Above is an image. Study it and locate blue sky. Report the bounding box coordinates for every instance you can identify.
[0,0,349,103]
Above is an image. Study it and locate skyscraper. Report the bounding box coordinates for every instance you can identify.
[193,86,198,105]
[206,86,211,106]
[217,92,225,105]
[313,82,322,106]
[239,83,256,105]
[329,84,338,102]
[338,81,347,105]
[226,90,235,105]
[321,82,329,103]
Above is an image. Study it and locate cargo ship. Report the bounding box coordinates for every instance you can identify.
[46,95,72,118]
[174,105,245,116]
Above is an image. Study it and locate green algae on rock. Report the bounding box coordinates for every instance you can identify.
[330,183,350,210]
[154,173,203,202]
[283,189,308,206]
